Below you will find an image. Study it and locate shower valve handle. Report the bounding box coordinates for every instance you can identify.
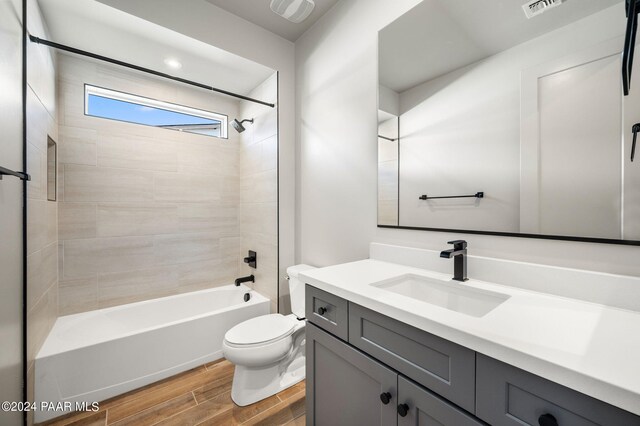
[244,251,257,268]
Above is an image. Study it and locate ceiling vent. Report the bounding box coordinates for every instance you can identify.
[522,0,567,19]
[270,0,315,23]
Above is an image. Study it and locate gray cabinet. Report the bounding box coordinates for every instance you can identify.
[349,303,476,413]
[306,323,397,426]
[476,354,640,426]
[305,285,640,426]
[397,376,484,426]
[306,323,483,426]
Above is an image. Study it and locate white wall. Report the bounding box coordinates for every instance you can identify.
[96,0,296,310]
[378,84,399,116]
[295,0,640,277]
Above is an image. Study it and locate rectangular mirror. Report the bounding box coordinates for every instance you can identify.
[378,0,640,244]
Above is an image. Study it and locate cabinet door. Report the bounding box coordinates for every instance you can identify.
[306,323,397,426]
[397,376,485,426]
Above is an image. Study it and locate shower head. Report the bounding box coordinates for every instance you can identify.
[231,118,254,133]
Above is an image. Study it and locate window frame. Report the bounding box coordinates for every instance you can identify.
[84,84,229,139]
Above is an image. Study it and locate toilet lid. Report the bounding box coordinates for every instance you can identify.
[225,314,296,345]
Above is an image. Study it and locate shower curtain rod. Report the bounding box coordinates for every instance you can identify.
[29,35,276,108]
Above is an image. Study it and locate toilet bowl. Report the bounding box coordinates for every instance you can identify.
[222,264,315,406]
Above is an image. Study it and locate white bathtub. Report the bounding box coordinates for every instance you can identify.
[34,285,269,422]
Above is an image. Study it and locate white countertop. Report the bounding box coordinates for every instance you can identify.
[300,259,640,416]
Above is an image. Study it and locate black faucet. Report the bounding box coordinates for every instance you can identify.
[235,275,255,286]
[440,240,468,282]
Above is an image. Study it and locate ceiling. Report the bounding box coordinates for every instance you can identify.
[379,0,624,93]
[204,0,340,42]
[36,0,276,96]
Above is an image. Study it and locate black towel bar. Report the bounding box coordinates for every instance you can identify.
[419,192,483,200]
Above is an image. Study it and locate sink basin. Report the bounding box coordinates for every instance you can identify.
[371,274,510,317]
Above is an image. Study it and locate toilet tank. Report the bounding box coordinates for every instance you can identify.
[287,264,315,318]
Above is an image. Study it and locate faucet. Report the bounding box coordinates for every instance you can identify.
[235,275,255,286]
[440,240,468,282]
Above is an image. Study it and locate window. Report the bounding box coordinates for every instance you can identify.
[84,85,228,138]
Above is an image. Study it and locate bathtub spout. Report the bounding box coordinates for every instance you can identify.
[235,275,255,286]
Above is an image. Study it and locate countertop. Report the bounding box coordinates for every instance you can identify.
[300,259,640,416]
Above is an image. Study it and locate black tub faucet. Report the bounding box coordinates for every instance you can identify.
[440,240,468,282]
[235,275,255,286]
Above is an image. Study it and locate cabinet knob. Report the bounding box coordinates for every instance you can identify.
[380,392,392,405]
[538,413,558,426]
[397,403,409,417]
[317,306,327,315]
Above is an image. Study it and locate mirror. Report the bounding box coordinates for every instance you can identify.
[378,0,640,243]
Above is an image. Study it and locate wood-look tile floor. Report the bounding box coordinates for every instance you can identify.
[39,360,306,426]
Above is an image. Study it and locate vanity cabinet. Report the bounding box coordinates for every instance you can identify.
[306,323,397,425]
[305,285,640,426]
[397,376,483,426]
[306,323,484,426]
[349,303,475,413]
[476,354,640,426]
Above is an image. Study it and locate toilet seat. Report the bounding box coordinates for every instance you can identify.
[224,314,297,346]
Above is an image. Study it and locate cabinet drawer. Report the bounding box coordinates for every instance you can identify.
[398,376,485,426]
[348,303,476,413]
[305,285,349,341]
[476,354,640,426]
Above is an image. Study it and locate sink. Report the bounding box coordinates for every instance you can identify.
[371,274,510,317]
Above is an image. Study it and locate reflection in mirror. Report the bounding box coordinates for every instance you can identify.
[378,110,399,226]
[378,0,640,242]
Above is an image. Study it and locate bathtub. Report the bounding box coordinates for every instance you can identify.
[34,284,269,422]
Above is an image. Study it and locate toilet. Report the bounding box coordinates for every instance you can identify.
[222,264,315,406]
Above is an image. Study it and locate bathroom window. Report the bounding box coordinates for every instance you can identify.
[84,85,228,138]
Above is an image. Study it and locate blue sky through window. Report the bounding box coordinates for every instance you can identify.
[87,94,220,127]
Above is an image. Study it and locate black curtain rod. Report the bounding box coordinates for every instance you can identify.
[29,35,275,108]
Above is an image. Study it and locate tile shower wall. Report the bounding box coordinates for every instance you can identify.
[26,0,58,421]
[238,74,279,313]
[56,54,245,314]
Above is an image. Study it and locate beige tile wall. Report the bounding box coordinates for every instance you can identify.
[56,54,250,314]
[237,74,280,313]
[26,0,58,422]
